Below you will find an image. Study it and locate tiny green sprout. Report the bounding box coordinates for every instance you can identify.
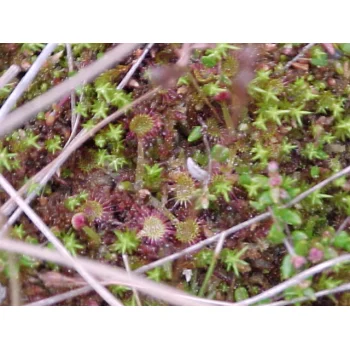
[308,190,332,207]
[201,43,239,68]
[310,46,328,67]
[92,100,108,119]
[62,231,84,256]
[24,131,41,150]
[253,116,268,131]
[220,247,249,277]
[27,181,41,195]
[82,226,100,245]
[335,118,350,141]
[21,43,45,53]
[310,166,320,179]
[302,143,328,160]
[188,126,202,142]
[251,143,270,165]
[145,164,163,180]
[64,193,86,212]
[243,174,269,198]
[45,135,62,154]
[74,102,89,118]
[202,82,227,97]
[234,287,249,302]
[255,69,272,83]
[144,164,163,189]
[94,133,107,148]
[195,248,214,268]
[106,124,123,142]
[281,255,294,279]
[255,86,280,103]
[177,75,190,86]
[111,90,132,109]
[333,232,350,252]
[280,140,297,155]
[0,83,15,99]
[109,285,130,297]
[262,106,289,125]
[110,230,140,255]
[210,175,233,202]
[81,120,94,130]
[320,133,336,145]
[95,81,115,103]
[330,100,344,119]
[273,208,302,226]
[147,267,167,282]
[0,146,16,171]
[211,144,229,162]
[267,223,285,244]
[78,191,89,201]
[11,224,25,239]
[288,105,311,126]
[108,156,127,172]
[95,149,110,166]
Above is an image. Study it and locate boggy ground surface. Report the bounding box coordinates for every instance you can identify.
[1,43,350,306]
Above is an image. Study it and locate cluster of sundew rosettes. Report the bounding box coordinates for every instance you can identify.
[169,171,196,207]
[129,113,162,140]
[136,208,173,245]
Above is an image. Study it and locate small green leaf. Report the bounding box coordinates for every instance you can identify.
[295,240,309,257]
[310,166,320,179]
[211,144,229,162]
[234,287,249,302]
[188,126,202,142]
[267,223,285,244]
[275,208,302,226]
[292,230,308,242]
[339,43,350,54]
[201,55,217,68]
[334,231,350,250]
[281,255,294,280]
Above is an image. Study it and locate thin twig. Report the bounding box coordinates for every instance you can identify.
[0,44,140,138]
[234,254,350,306]
[26,279,233,307]
[27,285,93,306]
[0,65,20,89]
[266,282,350,306]
[63,93,83,149]
[283,43,315,71]
[0,238,234,306]
[117,43,154,90]
[136,163,350,274]
[122,254,142,306]
[0,44,58,123]
[336,216,350,235]
[0,174,122,306]
[64,43,79,147]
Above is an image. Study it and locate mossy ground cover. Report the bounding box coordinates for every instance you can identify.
[0,43,350,306]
